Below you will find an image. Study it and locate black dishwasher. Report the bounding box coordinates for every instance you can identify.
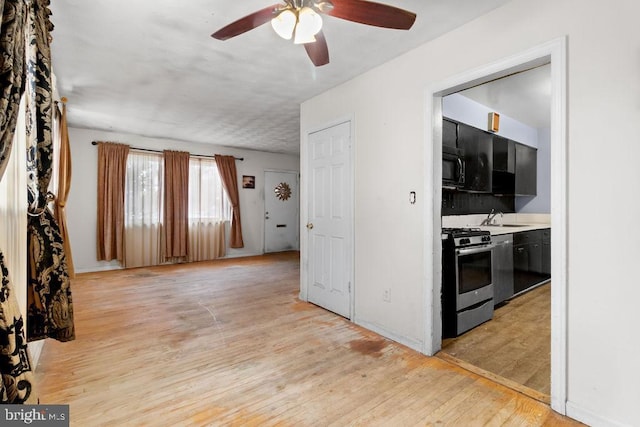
[492,234,514,305]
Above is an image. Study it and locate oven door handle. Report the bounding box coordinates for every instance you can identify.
[455,245,494,256]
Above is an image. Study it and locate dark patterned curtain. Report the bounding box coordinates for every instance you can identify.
[0,0,37,404]
[25,0,75,343]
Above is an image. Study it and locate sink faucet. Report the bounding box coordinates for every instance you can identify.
[480,209,503,226]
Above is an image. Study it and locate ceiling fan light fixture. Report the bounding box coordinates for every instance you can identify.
[315,1,334,13]
[271,9,297,40]
[293,6,322,44]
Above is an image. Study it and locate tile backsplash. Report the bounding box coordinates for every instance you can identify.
[442,190,514,216]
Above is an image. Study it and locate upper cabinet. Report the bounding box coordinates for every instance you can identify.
[514,143,537,196]
[458,124,493,193]
[492,136,515,194]
[491,135,537,196]
[442,117,537,196]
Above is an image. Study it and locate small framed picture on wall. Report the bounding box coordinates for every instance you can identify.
[242,175,255,189]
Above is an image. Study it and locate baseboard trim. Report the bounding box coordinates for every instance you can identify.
[566,401,629,427]
[436,351,550,404]
[76,265,123,274]
[353,318,422,353]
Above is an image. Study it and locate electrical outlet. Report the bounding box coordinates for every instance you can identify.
[383,288,391,302]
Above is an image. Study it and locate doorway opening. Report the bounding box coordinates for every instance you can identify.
[439,64,552,402]
[424,38,567,415]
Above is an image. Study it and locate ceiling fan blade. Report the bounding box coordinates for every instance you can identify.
[325,0,416,30]
[304,31,330,67]
[212,4,282,40]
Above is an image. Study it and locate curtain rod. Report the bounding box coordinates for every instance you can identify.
[91,141,244,161]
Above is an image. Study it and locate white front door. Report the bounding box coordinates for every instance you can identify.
[264,170,299,253]
[306,121,352,318]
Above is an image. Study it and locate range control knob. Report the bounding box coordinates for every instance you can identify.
[460,238,470,245]
[482,236,491,242]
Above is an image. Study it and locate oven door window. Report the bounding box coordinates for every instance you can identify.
[457,249,492,294]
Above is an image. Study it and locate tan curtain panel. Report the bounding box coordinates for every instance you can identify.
[163,150,189,259]
[215,155,244,248]
[54,101,74,276]
[187,157,228,262]
[188,221,226,262]
[97,142,129,262]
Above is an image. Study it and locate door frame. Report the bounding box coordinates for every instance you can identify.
[424,37,568,414]
[263,169,300,253]
[300,116,355,320]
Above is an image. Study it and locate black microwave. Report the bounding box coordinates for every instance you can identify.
[442,145,465,190]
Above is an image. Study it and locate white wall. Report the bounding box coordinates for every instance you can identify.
[443,93,539,147]
[67,127,299,273]
[301,0,640,425]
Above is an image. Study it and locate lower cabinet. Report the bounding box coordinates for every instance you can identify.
[541,229,551,275]
[512,228,551,294]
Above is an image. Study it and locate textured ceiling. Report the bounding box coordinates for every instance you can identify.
[49,0,513,154]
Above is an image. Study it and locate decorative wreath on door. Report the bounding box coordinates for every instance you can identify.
[274,182,292,201]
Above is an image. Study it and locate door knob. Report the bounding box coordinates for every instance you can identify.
[306,223,314,230]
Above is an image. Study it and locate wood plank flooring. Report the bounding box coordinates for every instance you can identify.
[439,283,551,400]
[35,254,579,426]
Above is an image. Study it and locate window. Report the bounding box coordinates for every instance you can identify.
[188,157,231,223]
[124,152,164,267]
[125,152,164,228]
[123,151,230,267]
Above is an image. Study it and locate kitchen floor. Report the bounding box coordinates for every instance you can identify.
[438,283,551,401]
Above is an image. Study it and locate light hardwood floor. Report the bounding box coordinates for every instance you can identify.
[36,253,578,426]
[439,283,551,402]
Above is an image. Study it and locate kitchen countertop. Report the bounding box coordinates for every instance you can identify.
[442,213,551,236]
[477,223,550,235]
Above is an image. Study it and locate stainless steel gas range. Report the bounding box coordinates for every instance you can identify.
[441,228,495,338]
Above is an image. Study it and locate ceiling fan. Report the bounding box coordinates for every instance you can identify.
[211,0,416,67]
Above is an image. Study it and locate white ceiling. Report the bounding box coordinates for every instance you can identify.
[458,64,551,129]
[49,0,513,154]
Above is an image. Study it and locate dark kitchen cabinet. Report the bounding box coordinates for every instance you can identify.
[513,243,530,294]
[493,136,515,172]
[541,228,551,276]
[529,239,543,274]
[458,123,493,193]
[513,228,551,294]
[492,136,515,194]
[515,143,537,196]
[443,118,458,148]
[492,137,537,196]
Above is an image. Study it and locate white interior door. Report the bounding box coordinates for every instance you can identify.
[306,121,352,318]
[264,171,299,253]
